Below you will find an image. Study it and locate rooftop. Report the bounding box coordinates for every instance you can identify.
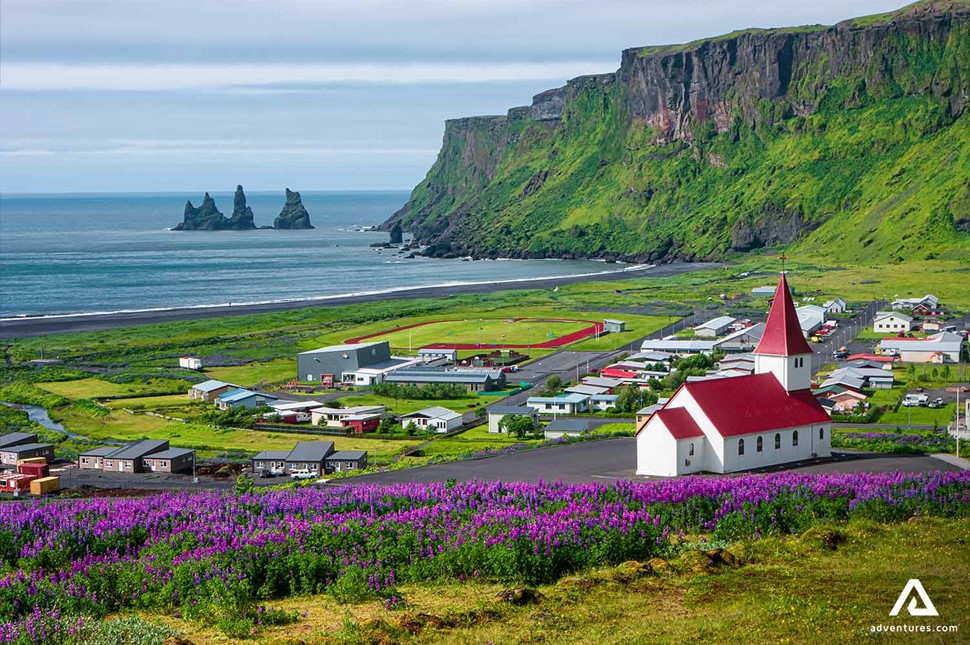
[545,419,591,433]
[286,441,335,462]
[754,273,813,357]
[108,439,169,460]
[144,448,195,460]
[653,407,705,440]
[326,450,368,460]
[299,341,387,355]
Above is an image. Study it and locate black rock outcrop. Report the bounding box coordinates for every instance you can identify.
[274,189,314,229]
[227,185,257,230]
[173,193,227,231]
[389,222,404,244]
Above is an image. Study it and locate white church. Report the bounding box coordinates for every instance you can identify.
[636,273,831,477]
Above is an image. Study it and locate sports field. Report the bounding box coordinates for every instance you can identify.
[345,317,602,350]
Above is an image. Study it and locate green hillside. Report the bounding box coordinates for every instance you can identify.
[387,0,969,264]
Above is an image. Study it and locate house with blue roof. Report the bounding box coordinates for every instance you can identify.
[216,388,278,410]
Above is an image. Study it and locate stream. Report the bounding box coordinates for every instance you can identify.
[0,401,118,443]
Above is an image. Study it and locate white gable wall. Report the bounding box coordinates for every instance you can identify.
[635,416,679,477]
[754,353,811,391]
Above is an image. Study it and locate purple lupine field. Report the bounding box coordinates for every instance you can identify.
[1,471,968,643]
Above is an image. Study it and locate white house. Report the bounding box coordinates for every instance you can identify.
[310,405,385,428]
[526,393,590,415]
[879,332,963,364]
[891,294,939,311]
[590,394,619,411]
[823,298,847,314]
[637,274,831,477]
[487,406,539,433]
[873,311,913,334]
[400,406,463,433]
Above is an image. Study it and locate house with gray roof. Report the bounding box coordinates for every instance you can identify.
[142,448,196,474]
[101,439,169,473]
[0,442,54,467]
[544,419,592,440]
[283,441,335,474]
[325,450,368,473]
[526,393,591,415]
[400,406,463,433]
[695,316,736,338]
[78,446,120,470]
[487,405,539,433]
[384,367,506,392]
[251,450,291,474]
[879,332,963,364]
[188,379,237,402]
[0,432,38,450]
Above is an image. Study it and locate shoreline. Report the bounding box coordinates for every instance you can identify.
[0,262,722,337]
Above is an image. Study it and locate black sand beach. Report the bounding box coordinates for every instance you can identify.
[0,262,722,337]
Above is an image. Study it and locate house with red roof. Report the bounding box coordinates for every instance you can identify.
[636,274,832,477]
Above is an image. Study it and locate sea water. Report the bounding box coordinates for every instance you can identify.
[0,191,636,317]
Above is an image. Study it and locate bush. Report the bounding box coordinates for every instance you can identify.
[71,616,180,645]
[372,382,467,400]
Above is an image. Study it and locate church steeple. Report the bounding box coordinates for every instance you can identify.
[754,273,813,391]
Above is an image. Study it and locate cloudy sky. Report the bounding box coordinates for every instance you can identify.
[2,0,907,193]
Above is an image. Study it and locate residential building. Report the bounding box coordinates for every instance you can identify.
[0,432,38,450]
[823,298,847,314]
[694,316,736,338]
[637,274,831,477]
[873,311,913,334]
[0,443,54,467]
[283,441,336,474]
[297,341,392,384]
[325,450,368,473]
[526,393,590,415]
[565,384,611,397]
[339,413,383,433]
[99,440,170,473]
[142,448,196,474]
[341,357,426,386]
[891,294,939,312]
[78,446,119,471]
[487,406,539,433]
[188,380,236,402]
[216,389,278,410]
[310,405,385,428]
[590,394,619,411]
[250,450,290,474]
[544,419,592,440]
[879,332,963,364]
[400,406,463,433]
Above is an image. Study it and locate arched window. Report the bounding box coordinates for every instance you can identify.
[775,433,781,449]
[757,436,763,452]
[689,443,695,456]
[819,427,824,440]
[793,430,799,447]
[738,439,745,456]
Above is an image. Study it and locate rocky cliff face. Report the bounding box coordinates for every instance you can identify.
[274,189,314,229]
[384,0,969,264]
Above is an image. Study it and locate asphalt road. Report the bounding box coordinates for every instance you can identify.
[342,439,963,485]
[0,262,721,338]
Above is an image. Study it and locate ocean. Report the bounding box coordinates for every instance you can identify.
[0,191,640,318]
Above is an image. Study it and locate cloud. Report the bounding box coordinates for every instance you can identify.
[1,61,615,92]
[0,139,439,157]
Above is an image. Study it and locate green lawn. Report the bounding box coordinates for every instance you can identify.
[205,359,295,388]
[565,314,678,352]
[360,317,591,350]
[102,394,200,411]
[37,378,190,399]
[879,403,955,427]
[419,424,540,457]
[591,422,636,435]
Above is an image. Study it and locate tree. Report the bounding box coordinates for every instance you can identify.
[542,374,563,396]
[404,421,418,436]
[499,414,538,439]
[614,384,659,414]
[377,416,395,434]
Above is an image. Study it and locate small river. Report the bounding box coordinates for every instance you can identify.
[0,401,91,440]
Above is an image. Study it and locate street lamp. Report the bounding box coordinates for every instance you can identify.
[192,452,198,484]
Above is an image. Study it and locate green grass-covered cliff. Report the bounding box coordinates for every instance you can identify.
[384,0,969,263]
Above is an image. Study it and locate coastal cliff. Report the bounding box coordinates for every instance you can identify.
[384,0,969,263]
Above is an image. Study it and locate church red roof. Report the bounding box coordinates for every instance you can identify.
[682,373,830,437]
[754,273,813,356]
[653,407,705,440]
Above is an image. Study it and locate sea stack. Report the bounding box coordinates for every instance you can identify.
[228,185,257,230]
[173,193,227,230]
[389,221,404,244]
[274,188,314,229]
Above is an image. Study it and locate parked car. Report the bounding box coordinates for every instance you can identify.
[257,468,276,479]
[290,469,317,481]
[928,398,944,409]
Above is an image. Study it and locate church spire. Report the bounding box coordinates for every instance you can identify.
[754,272,812,357]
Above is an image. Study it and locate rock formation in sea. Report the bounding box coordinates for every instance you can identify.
[173,193,228,231]
[227,185,257,230]
[274,189,314,229]
[389,221,404,244]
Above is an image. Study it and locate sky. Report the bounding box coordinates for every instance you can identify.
[1,0,910,194]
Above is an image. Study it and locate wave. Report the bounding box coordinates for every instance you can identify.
[0,263,654,322]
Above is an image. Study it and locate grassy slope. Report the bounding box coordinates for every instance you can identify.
[395,3,969,263]
[159,516,970,644]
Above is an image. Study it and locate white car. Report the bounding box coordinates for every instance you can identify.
[290,469,317,480]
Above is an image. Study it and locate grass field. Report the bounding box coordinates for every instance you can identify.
[155,515,970,644]
[36,378,189,399]
[419,424,539,457]
[204,359,295,388]
[880,403,956,427]
[51,407,420,459]
[337,393,488,417]
[101,394,198,410]
[352,317,592,349]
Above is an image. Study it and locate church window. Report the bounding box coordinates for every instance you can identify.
[757,436,763,452]
[819,427,824,440]
[689,443,695,456]
[793,430,799,447]
[738,439,745,456]
[775,433,781,449]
